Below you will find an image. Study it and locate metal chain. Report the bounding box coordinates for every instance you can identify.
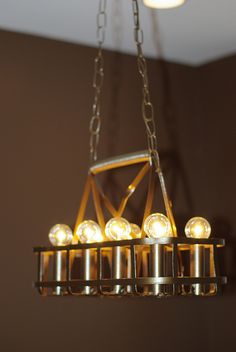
[89,0,107,162]
[132,0,161,173]
[132,0,177,236]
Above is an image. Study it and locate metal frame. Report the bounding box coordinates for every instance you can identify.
[34,237,227,297]
[34,151,227,297]
[74,151,177,238]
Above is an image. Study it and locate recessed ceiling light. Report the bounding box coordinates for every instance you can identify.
[143,0,186,9]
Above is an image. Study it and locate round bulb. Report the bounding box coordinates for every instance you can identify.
[76,220,103,244]
[144,213,171,238]
[49,224,73,246]
[143,0,185,9]
[105,217,132,241]
[185,217,211,239]
[130,223,142,239]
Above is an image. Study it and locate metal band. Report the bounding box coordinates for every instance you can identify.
[34,237,226,252]
[34,276,227,290]
[90,150,151,174]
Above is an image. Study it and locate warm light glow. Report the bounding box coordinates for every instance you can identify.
[49,224,73,246]
[185,217,211,239]
[76,220,103,243]
[105,217,132,241]
[144,213,171,238]
[143,0,185,9]
[130,223,142,239]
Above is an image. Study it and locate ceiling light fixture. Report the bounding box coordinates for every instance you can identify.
[33,0,226,297]
[143,0,186,9]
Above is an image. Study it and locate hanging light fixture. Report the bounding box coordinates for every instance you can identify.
[143,0,186,9]
[33,0,226,297]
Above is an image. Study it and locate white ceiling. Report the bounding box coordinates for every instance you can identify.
[0,0,235,65]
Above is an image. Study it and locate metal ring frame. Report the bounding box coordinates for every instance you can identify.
[34,237,226,297]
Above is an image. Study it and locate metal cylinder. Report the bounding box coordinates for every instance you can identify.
[151,244,165,295]
[83,249,91,294]
[54,251,63,295]
[126,248,132,293]
[209,245,217,294]
[112,246,122,294]
[191,245,205,295]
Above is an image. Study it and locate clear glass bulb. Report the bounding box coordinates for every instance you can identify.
[105,217,132,241]
[76,220,103,243]
[143,0,185,9]
[130,223,142,239]
[49,224,73,246]
[185,217,211,239]
[144,213,172,238]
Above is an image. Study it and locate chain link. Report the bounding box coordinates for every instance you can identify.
[132,0,161,173]
[132,0,177,235]
[89,0,107,162]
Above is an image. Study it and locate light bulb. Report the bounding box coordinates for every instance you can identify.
[76,220,103,243]
[49,224,73,246]
[130,223,142,239]
[105,217,132,241]
[185,217,211,239]
[143,0,185,9]
[144,213,172,238]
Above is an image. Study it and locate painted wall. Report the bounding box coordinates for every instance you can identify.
[2,30,235,352]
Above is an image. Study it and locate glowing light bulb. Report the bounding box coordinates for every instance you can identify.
[49,224,73,246]
[105,217,132,241]
[185,217,211,239]
[143,0,185,9]
[130,223,142,239]
[144,213,172,238]
[76,220,103,243]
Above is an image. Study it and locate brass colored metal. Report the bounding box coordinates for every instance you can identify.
[99,192,118,218]
[90,150,151,175]
[141,169,155,236]
[34,236,227,297]
[117,162,150,216]
[158,171,177,236]
[74,150,177,241]
[74,176,92,233]
[209,245,217,294]
[34,237,226,253]
[191,245,205,295]
[54,251,63,295]
[91,176,106,230]
[35,276,227,290]
[112,246,122,294]
[151,244,165,295]
[83,249,92,295]
[126,248,132,293]
[74,152,155,232]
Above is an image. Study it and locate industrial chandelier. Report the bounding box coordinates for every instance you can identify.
[34,0,226,297]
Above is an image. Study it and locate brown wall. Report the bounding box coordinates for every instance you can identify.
[2,30,236,351]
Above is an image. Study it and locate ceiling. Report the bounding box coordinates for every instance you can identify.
[0,0,235,65]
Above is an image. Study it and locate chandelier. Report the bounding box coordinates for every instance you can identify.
[33,0,227,297]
